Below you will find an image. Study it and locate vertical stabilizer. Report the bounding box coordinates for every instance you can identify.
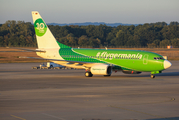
[32,11,60,49]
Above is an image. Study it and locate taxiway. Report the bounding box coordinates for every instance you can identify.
[0,61,179,120]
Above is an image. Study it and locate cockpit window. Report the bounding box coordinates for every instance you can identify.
[154,57,164,60]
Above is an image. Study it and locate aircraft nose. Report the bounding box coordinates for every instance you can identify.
[164,60,172,69]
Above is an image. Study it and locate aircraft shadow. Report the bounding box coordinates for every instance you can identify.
[155,72,179,76]
[146,116,179,120]
[110,72,179,78]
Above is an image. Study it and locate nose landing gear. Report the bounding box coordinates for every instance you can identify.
[150,74,155,78]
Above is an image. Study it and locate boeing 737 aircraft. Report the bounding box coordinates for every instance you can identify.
[23,11,172,78]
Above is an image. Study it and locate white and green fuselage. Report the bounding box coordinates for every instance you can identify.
[32,11,172,78]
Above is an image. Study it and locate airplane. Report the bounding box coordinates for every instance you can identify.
[21,11,172,78]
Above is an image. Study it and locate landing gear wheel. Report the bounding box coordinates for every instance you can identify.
[150,74,155,79]
[85,72,93,77]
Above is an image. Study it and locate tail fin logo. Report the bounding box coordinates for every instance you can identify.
[34,18,47,37]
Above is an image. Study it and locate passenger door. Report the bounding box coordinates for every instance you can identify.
[143,54,148,64]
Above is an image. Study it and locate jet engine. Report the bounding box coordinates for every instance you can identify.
[90,64,112,75]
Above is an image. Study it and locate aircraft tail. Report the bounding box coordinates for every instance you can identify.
[32,11,70,49]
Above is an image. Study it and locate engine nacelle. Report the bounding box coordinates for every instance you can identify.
[122,70,141,74]
[90,64,112,75]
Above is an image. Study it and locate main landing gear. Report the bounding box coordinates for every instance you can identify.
[150,74,155,79]
[85,71,93,77]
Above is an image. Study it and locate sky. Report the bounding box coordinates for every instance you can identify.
[0,0,179,24]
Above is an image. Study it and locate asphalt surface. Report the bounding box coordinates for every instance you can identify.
[0,61,179,120]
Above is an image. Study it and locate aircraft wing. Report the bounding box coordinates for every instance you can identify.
[0,47,45,52]
[19,56,94,64]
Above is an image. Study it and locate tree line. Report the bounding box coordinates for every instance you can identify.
[0,20,179,48]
